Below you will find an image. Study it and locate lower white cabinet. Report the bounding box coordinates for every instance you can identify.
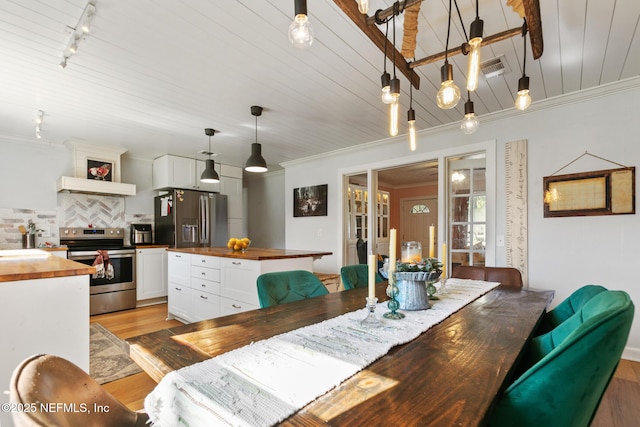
[136,247,168,301]
[167,251,315,323]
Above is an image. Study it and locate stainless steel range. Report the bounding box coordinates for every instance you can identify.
[60,227,136,315]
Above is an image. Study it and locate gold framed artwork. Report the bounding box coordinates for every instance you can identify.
[543,167,635,217]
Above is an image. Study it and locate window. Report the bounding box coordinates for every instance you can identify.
[448,157,486,268]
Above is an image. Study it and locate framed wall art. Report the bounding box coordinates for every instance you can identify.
[294,184,328,217]
[543,167,635,217]
[86,159,113,181]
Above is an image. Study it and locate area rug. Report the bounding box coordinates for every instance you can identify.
[90,323,142,384]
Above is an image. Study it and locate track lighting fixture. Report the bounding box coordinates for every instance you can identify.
[460,95,479,134]
[245,106,268,173]
[60,2,96,68]
[200,128,220,183]
[465,2,484,91]
[35,110,44,139]
[289,0,313,49]
[515,20,532,111]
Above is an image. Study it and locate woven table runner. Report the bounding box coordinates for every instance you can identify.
[146,279,500,426]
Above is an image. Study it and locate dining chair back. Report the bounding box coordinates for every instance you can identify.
[341,264,383,290]
[489,290,634,427]
[257,270,329,308]
[10,353,149,427]
[451,265,523,288]
[537,284,608,334]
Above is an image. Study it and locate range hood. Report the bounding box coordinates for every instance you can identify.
[56,176,136,196]
[57,141,137,196]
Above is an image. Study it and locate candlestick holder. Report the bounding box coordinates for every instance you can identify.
[383,273,405,319]
[361,297,382,327]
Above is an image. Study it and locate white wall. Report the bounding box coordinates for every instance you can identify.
[245,170,286,249]
[282,78,640,359]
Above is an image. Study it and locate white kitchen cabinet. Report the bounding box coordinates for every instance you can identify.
[136,247,168,301]
[221,176,243,219]
[167,251,192,321]
[153,154,220,192]
[220,258,261,306]
[167,251,315,323]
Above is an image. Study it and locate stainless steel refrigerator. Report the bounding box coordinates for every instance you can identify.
[154,190,228,248]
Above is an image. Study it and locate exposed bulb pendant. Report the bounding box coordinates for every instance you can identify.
[289,0,313,49]
[389,77,400,137]
[407,108,416,151]
[466,13,484,91]
[200,128,220,183]
[437,62,461,109]
[461,97,479,134]
[515,20,532,111]
[357,0,369,14]
[515,76,531,110]
[381,72,394,104]
[245,106,268,173]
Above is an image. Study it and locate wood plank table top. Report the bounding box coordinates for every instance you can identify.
[167,246,332,261]
[128,283,554,426]
[0,250,95,282]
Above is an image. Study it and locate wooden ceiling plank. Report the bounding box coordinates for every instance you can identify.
[333,0,421,89]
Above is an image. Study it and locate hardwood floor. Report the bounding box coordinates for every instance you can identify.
[92,304,640,426]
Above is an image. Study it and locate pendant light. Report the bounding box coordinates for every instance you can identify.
[466,1,484,91]
[515,20,532,111]
[200,128,220,183]
[380,20,394,104]
[460,94,479,134]
[436,0,461,109]
[288,0,313,49]
[357,0,369,14]
[245,106,268,173]
[389,3,400,137]
[407,76,416,151]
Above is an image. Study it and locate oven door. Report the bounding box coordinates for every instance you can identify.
[67,249,136,294]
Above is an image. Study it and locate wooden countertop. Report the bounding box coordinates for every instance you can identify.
[134,245,170,249]
[0,251,95,282]
[167,247,332,260]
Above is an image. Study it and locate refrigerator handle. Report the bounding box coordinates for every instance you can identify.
[200,195,210,244]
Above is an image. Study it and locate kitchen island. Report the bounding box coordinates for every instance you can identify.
[0,250,94,427]
[167,247,332,323]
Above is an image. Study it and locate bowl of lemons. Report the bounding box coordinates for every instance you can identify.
[227,237,251,252]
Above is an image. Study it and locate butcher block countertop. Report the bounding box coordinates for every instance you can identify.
[168,247,332,261]
[0,250,95,283]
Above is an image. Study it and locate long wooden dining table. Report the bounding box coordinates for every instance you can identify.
[128,282,554,426]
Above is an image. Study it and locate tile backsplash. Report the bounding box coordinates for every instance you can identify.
[0,193,153,249]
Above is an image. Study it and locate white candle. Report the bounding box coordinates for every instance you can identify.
[442,242,447,278]
[389,228,397,274]
[429,225,435,258]
[368,254,376,299]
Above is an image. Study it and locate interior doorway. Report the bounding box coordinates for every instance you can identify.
[400,197,438,257]
[343,161,439,266]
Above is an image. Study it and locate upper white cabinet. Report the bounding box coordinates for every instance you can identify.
[153,154,221,192]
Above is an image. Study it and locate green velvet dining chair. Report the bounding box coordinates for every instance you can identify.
[536,284,608,334]
[256,270,329,308]
[340,264,383,290]
[489,290,634,427]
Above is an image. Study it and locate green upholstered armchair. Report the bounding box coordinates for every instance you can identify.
[536,284,608,334]
[256,270,329,308]
[489,290,634,427]
[340,264,383,290]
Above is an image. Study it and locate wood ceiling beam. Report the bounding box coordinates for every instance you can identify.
[410,26,523,68]
[332,0,421,89]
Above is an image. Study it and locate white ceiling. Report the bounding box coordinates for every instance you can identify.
[1,0,639,172]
